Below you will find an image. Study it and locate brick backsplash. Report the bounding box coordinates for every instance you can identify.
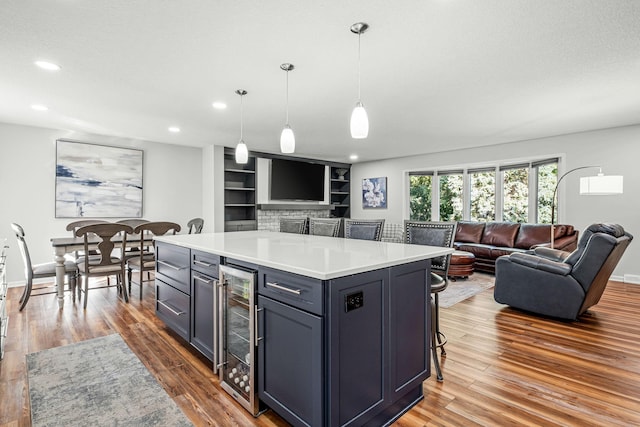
[257,209,331,232]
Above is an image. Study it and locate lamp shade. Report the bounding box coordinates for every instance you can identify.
[280,125,295,154]
[350,102,369,139]
[579,174,623,195]
[235,140,248,164]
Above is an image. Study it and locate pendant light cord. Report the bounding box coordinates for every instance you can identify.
[239,93,244,140]
[357,31,362,102]
[285,70,289,124]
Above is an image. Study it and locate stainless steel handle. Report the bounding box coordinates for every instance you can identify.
[193,260,215,267]
[193,274,213,284]
[157,260,186,271]
[266,281,301,295]
[255,306,263,346]
[157,299,185,316]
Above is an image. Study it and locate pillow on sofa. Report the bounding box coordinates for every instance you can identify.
[480,222,520,247]
[455,221,485,243]
[514,223,552,249]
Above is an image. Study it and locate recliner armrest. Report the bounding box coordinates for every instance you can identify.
[533,247,571,262]
[509,253,572,275]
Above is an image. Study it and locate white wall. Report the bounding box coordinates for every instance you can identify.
[0,122,203,284]
[351,125,640,280]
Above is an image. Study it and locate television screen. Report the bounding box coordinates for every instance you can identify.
[270,158,325,201]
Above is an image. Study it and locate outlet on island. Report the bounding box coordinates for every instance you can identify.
[345,291,364,312]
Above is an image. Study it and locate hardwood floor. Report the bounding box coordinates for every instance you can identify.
[1,278,639,426]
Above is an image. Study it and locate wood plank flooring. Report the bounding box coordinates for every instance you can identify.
[1,278,639,426]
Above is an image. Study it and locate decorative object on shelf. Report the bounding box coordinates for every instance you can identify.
[550,165,623,248]
[362,176,387,209]
[335,168,348,180]
[280,63,295,154]
[235,89,249,164]
[350,22,369,139]
[55,140,143,218]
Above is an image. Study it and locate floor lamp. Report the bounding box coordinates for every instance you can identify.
[550,166,623,248]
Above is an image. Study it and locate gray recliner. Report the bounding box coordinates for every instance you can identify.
[494,223,633,320]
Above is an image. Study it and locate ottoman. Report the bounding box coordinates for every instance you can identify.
[448,250,475,280]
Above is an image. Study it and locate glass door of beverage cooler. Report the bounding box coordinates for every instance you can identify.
[218,264,260,415]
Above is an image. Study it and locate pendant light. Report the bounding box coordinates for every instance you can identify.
[280,63,295,154]
[235,89,248,164]
[350,22,369,139]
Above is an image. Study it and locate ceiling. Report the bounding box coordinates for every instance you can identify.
[2,1,640,163]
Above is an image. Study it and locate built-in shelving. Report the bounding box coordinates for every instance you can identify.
[330,166,351,218]
[224,151,257,232]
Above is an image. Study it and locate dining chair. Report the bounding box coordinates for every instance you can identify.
[12,223,78,311]
[308,217,342,237]
[65,219,110,261]
[127,221,181,299]
[344,219,385,241]
[75,223,134,309]
[404,220,457,382]
[187,218,204,234]
[279,217,308,234]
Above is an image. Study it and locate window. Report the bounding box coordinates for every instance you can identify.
[469,168,495,221]
[501,164,529,223]
[534,160,558,223]
[438,170,463,221]
[409,173,433,221]
[408,157,558,224]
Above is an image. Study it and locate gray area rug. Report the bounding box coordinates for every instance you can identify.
[27,334,193,427]
[439,272,495,308]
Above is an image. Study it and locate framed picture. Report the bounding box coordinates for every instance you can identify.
[55,140,143,218]
[362,177,387,209]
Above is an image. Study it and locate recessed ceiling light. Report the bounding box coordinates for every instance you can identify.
[349,154,358,161]
[168,126,180,133]
[212,102,227,110]
[34,60,61,71]
[31,104,48,111]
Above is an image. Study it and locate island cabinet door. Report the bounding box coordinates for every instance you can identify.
[388,260,430,400]
[190,270,217,363]
[257,295,323,427]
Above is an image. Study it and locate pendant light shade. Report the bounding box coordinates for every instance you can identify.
[280,63,295,154]
[280,125,295,153]
[350,22,369,139]
[235,89,248,164]
[350,101,369,139]
[235,140,248,164]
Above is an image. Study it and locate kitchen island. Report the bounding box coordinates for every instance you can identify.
[154,230,451,427]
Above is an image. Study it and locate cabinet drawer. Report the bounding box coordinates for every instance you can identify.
[258,267,323,316]
[191,250,220,278]
[156,279,190,340]
[155,242,190,294]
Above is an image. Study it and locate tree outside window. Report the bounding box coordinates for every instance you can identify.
[409,174,432,221]
[536,163,557,223]
[470,170,495,221]
[502,167,529,222]
[439,173,463,221]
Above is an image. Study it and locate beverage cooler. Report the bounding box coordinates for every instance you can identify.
[218,264,263,416]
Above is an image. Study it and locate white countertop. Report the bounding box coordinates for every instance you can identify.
[155,230,452,280]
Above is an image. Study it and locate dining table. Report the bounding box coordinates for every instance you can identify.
[51,234,154,308]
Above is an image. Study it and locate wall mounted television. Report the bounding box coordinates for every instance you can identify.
[270,158,325,201]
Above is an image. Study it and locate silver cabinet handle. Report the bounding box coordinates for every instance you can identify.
[157,260,186,271]
[255,306,263,346]
[157,299,185,316]
[266,281,302,295]
[193,260,215,267]
[193,274,213,284]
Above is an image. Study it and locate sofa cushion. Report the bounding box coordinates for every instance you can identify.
[455,221,485,243]
[480,222,520,247]
[490,247,527,258]
[514,223,552,249]
[455,243,494,259]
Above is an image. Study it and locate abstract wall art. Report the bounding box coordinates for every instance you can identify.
[55,140,143,218]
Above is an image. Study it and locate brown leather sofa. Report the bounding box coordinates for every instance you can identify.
[454,221,579,274]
